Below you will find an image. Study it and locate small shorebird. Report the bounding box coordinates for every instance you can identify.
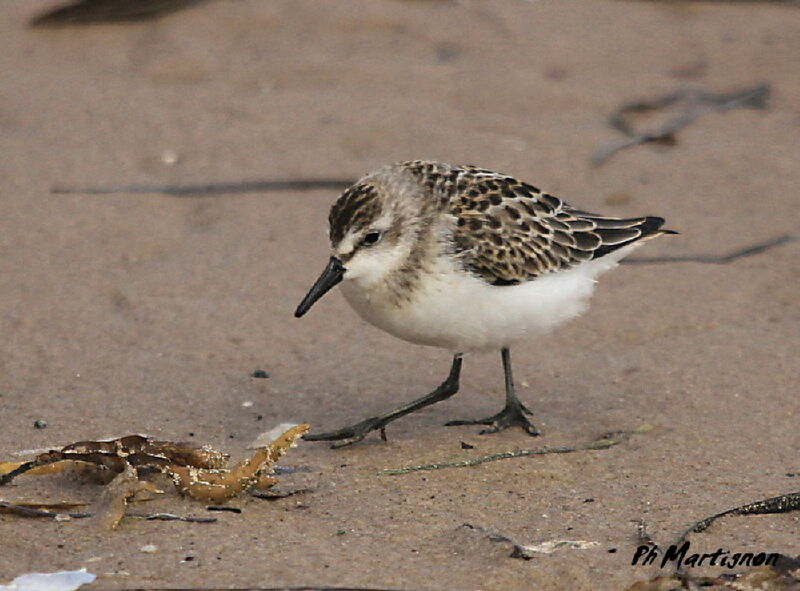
[295,161,675,447]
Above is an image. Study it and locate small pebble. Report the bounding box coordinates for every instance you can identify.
[242,401,254,408]
[460,441,474,449]
[33,419,47,429]
[251,370,269,379]
[140,544,158,553]
[161,149,179,166]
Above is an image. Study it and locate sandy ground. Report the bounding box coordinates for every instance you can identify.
[1,1,799,590]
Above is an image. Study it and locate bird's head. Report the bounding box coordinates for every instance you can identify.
[295,164,438,318]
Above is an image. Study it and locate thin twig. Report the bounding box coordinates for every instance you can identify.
[0,460,41,486]
[593,84,770,166]
[206,505,242,513]
[127,512,217,523]
[249,488,313,500]
[30,0,211,27]
[0,503,216,523]
[377,424,653,476]
[623,234,796,265]
[675,490,800,549]
[0,500,90,519]
[51,179,353,196]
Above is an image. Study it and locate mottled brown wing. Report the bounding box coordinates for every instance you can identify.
[449,168,668,285]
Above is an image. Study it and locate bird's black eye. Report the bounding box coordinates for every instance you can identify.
[362,231,382,246]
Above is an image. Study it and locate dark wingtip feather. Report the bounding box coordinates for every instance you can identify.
[632,216,680,239]
[593,216,674,259]
[638,216,666,237]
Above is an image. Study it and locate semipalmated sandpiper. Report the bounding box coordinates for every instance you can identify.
[296,160,675,447]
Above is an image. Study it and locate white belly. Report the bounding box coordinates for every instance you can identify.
[340,245,638,353]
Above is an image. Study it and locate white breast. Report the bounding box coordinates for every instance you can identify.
[339,244,639,353]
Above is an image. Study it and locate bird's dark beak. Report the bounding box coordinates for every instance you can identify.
[294,257,346,318]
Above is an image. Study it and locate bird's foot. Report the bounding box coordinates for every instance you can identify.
[302,416,389,449]
[445,401,540,436]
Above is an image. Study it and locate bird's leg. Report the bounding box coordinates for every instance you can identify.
[445,347,540,436]
[303,354,463,448]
